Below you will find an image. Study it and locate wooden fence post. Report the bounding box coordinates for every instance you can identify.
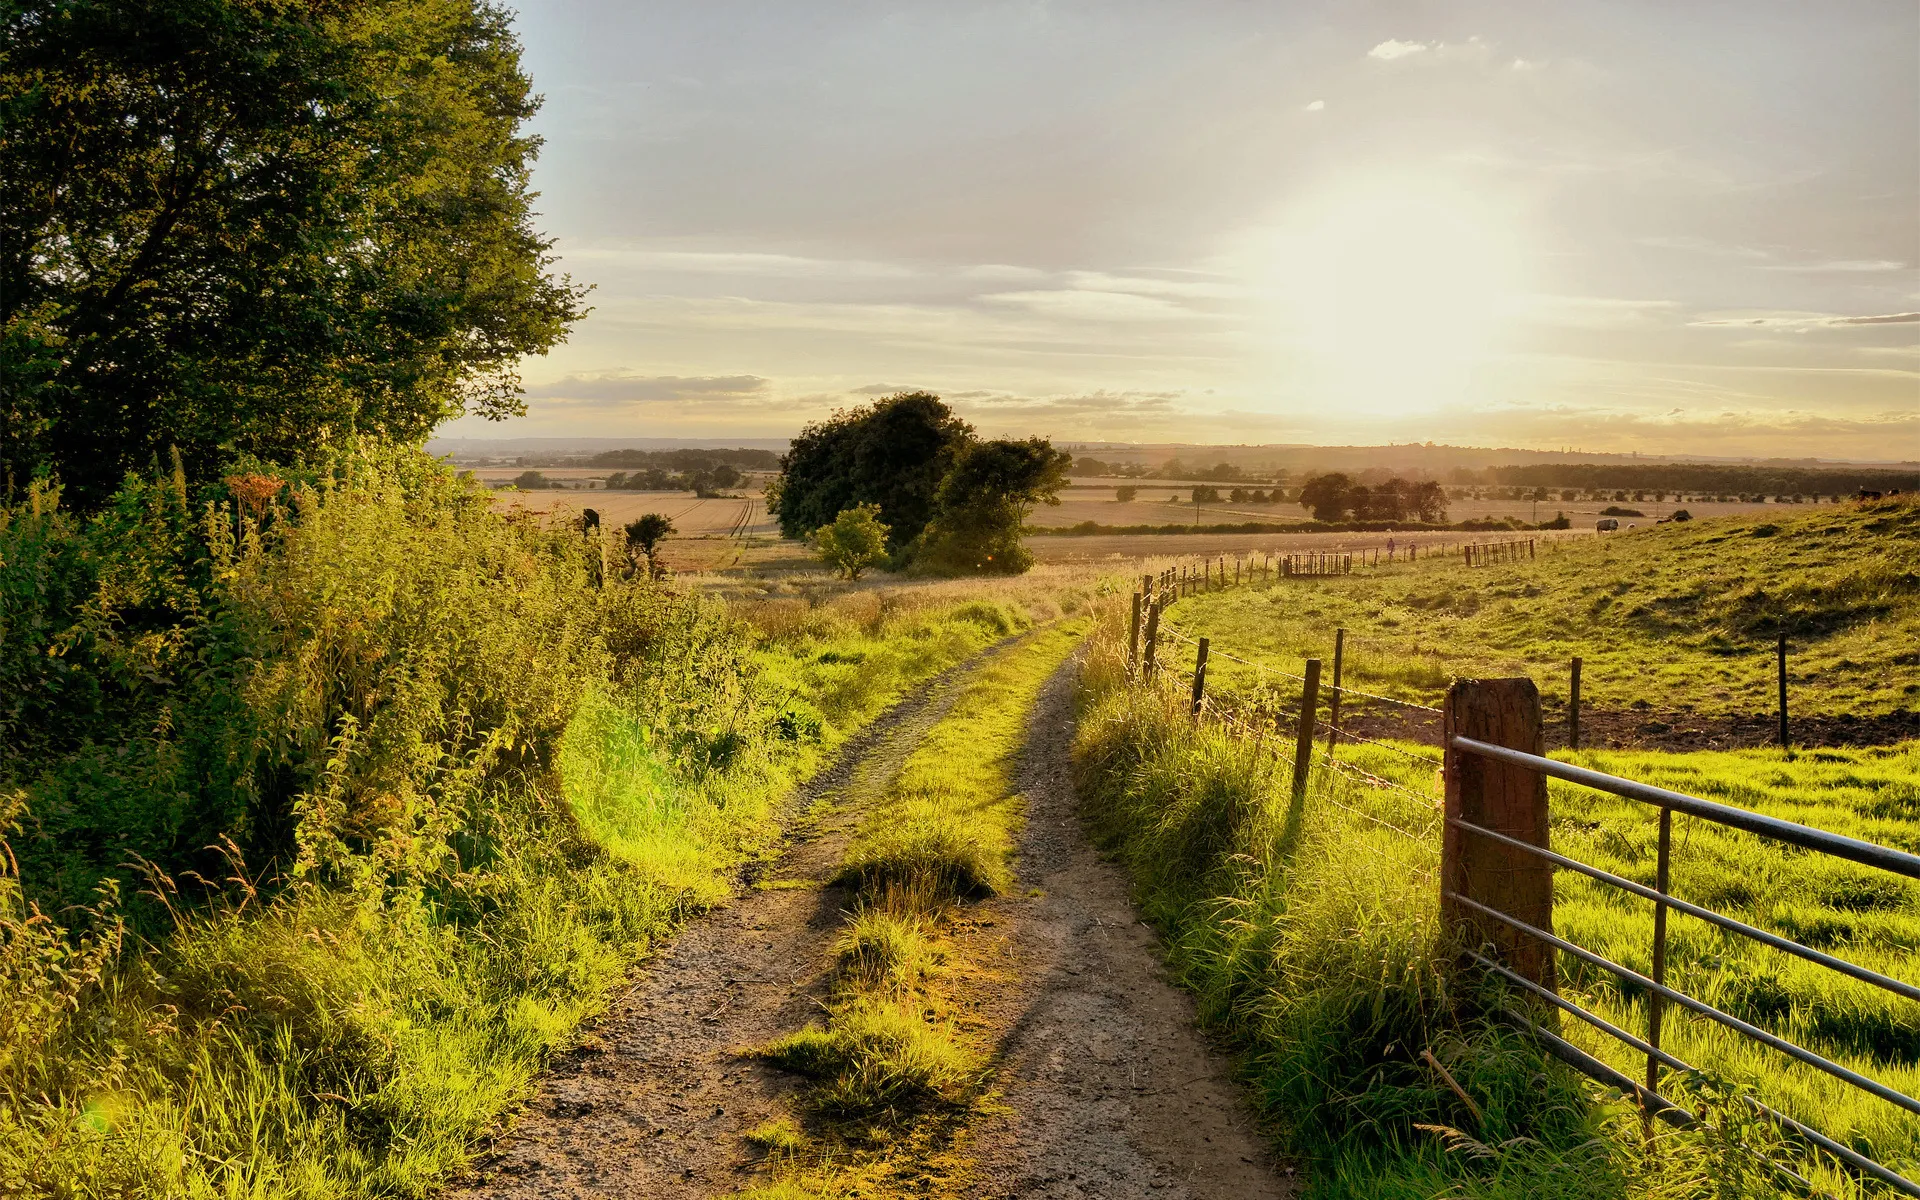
[1190,637,1210,718]
[1142,598,1162,681]
[1442,678,1557,992]
[1568,656,1582,751]
[1778,632,1789,749]
[1128,591,1143,679]
[1291,658,1321,801]
[1326,629,1345,753]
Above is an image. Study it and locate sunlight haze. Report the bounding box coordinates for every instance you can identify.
[437,2,1920,458]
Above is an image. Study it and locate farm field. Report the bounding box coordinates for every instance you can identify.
[1036,478,1820,530]
[1149,497,1920,734]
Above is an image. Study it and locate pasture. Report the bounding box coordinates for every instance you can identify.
[1152,496,1920,726]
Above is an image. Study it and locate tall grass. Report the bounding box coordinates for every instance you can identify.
[0,448,1056,1197]
[1070,595,1881,1198]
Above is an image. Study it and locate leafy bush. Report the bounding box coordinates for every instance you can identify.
[810,504,891,579]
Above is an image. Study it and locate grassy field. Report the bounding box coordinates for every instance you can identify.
[1154,496,1920,721]
[1071,592,1919,1197]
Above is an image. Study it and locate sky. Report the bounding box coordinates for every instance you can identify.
[437,1,1920,459]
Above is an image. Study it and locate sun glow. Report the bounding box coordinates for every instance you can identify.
[1261,176,1526,417]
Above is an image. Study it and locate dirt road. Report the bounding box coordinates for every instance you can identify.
[449,646,1293,1199]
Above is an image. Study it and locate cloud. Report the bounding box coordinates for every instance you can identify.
[981,289,1192,321]
[562,246,914,280]
[1520,294,1680,330]
[524,372,771,406]
[1764,259,1908,274]
[1432,403,1920,459]
[1368,39,1430,60]
[1692,311,1920,330]
[1304,99,1325,111]
[1828,312,1920,325]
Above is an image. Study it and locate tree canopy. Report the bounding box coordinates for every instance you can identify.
[0,0,587,505]
[768,392,971,550]
[913,437,1071,575]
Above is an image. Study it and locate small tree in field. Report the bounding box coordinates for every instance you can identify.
[624,513,675,577]
[1115,485,1137,503]
[810,504,891,579]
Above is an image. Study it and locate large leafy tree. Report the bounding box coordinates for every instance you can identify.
[768,391,971,550]
[914,436,1071,575]
[0,0,588,505]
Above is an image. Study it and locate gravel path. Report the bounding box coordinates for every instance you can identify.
[960,656,1298,1199]
[448,642,1297,1199]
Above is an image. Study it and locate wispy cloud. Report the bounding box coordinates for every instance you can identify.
[1368,39,1430,60]
[1692,310,1920,330]
[981,289,1194,322]
[525,373,772,406]
[1828,312,1920,325]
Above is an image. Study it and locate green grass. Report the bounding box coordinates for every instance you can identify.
[1548,743,1920,1181]
[1069,594,1909,1198]
[1159,497,1919,718]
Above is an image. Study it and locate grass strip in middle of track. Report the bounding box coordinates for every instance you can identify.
[741,619,1088,1198]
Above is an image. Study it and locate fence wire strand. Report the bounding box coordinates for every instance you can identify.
[1315,719,1444,767]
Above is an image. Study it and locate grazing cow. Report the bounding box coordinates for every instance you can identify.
[1857,489,1883,501]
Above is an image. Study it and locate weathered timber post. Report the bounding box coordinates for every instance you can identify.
[1142,597,1162,681]
[1128,591,1143,679]
[1778,632,1790,749]
[1568,656,1583,751]
[1190,637,1211,718]
[1326,629,1346,753]
[1291,658,1322,801]
[1235,557,1242,587]
[1529,539,1536,559]
[1442,678,1557,992]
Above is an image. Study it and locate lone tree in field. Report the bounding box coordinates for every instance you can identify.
[1115,485,1137,503]
[624,514,675,578]
[769,392,971,551]
[810,504,890,579]
[914,438,1072,575]
[0,0,588,507]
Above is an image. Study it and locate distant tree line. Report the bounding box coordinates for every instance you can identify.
[1297,474,1448,523]
[770,392,1070,575]
[1077,455,1284,483]
[1473,462,1916,496]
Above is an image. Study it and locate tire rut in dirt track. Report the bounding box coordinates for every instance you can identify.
[447,649,1002,1200]
[961,655,1299,1199]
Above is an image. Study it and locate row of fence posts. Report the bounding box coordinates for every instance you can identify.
[1128,569,1336,803]
[1124,547,1798,762]
[1464,538,1536,567]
